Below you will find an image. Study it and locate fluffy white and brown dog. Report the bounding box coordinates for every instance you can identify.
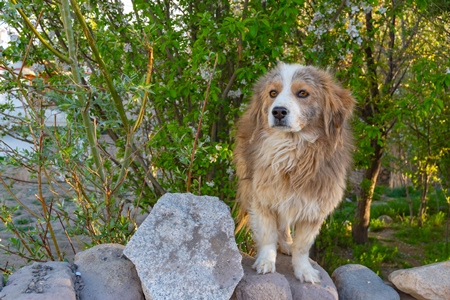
[234,63,354,283]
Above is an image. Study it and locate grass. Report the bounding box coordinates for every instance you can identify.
[15,218,32,225]
[235,186,449,278]
[314,186,450,277]
[369,218,387,232]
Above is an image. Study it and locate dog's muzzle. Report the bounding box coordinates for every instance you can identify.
[271,106,289,126]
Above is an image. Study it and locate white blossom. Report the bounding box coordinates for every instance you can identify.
[30,63,45,73]
[124,43,132,52]
[61,63,70,72]
[346,24,359,38]
[9,33,18,42]
[362,3,372,14]
[351,5,359,14]
[206,181,215,187]
[312,12,323,22]
[356,36,363,45]
[226,166,234,176]
[446,68,450,74]
[378,7,387,14]
[199,66,213,81]
[228,88,242,99]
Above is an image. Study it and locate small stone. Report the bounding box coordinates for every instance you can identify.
[332,264,399,300]
[0,261,77,300]
[75,243,145,300]
[378,215,394,224]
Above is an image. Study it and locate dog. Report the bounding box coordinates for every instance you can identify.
[233,63,354,283]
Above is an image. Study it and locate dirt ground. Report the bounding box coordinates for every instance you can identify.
[0,168,84,272]
[369,228,424,279]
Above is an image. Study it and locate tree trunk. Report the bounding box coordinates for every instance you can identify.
[403,173,414,226]
[352,141,384,244]
[417,173,429,227]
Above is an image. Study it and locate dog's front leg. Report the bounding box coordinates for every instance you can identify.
[277,222,293,255]
[291,220,322,283]
[250,204,278,274]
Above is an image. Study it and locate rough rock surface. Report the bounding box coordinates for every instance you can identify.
[124,193,243,300]
[332,264,400,300]
[75,243,144,300]
[0,261,77,300]
[389,261,450,300]
[232,252,337,300]
[377,215,394,224]
[385,281,418,300]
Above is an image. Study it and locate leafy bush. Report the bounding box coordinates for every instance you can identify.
[428,211,447,227]
[369,218,387,232]
[0,0,448,269]
[352,243,399,275]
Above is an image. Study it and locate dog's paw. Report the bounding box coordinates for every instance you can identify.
[252,257,276,274]
[252,245,277,274]
[294,265,321,283]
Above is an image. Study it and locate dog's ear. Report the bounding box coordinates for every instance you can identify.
[324,85,355,144]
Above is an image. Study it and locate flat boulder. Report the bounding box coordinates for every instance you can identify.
[389,261,450,300]
[74,243,144,300]
[233,253,292,300]
[233,252,337,300]
[332,264,399,300]
[0,261,77,300]
[124,193,243,300]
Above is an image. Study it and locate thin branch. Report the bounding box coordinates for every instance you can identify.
[60,0,106,182]
[186,54,219,193]
[11,0,71,64]
[70,0,130,133]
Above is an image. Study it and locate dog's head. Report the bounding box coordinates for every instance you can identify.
[253,63,354,143]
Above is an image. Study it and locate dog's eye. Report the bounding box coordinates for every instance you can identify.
[297,90,309,98]
[269,90,278,98]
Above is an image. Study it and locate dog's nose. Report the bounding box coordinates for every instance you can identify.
[272,106,289,120]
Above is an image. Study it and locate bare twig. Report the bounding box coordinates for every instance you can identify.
[186,54,219,192]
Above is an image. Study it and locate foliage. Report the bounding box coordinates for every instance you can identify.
[369,218,387,232]
[353,243,399,275]
[315,186,449,276]
[0,0,448,267]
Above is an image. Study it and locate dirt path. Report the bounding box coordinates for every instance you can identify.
[369,228,423,278]
[0,172,83,272]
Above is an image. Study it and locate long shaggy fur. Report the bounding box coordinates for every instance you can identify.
[234,63,354,283]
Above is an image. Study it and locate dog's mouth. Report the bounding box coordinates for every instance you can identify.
[272,119,288,127]
[271,122,293,132]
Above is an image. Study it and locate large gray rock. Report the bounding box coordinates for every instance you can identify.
[124,193,243,300]
[233,252,337,300]
[389,261,450,300]
[0,261,77,300]
[332,264,400,300]
[75,243,144,300]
